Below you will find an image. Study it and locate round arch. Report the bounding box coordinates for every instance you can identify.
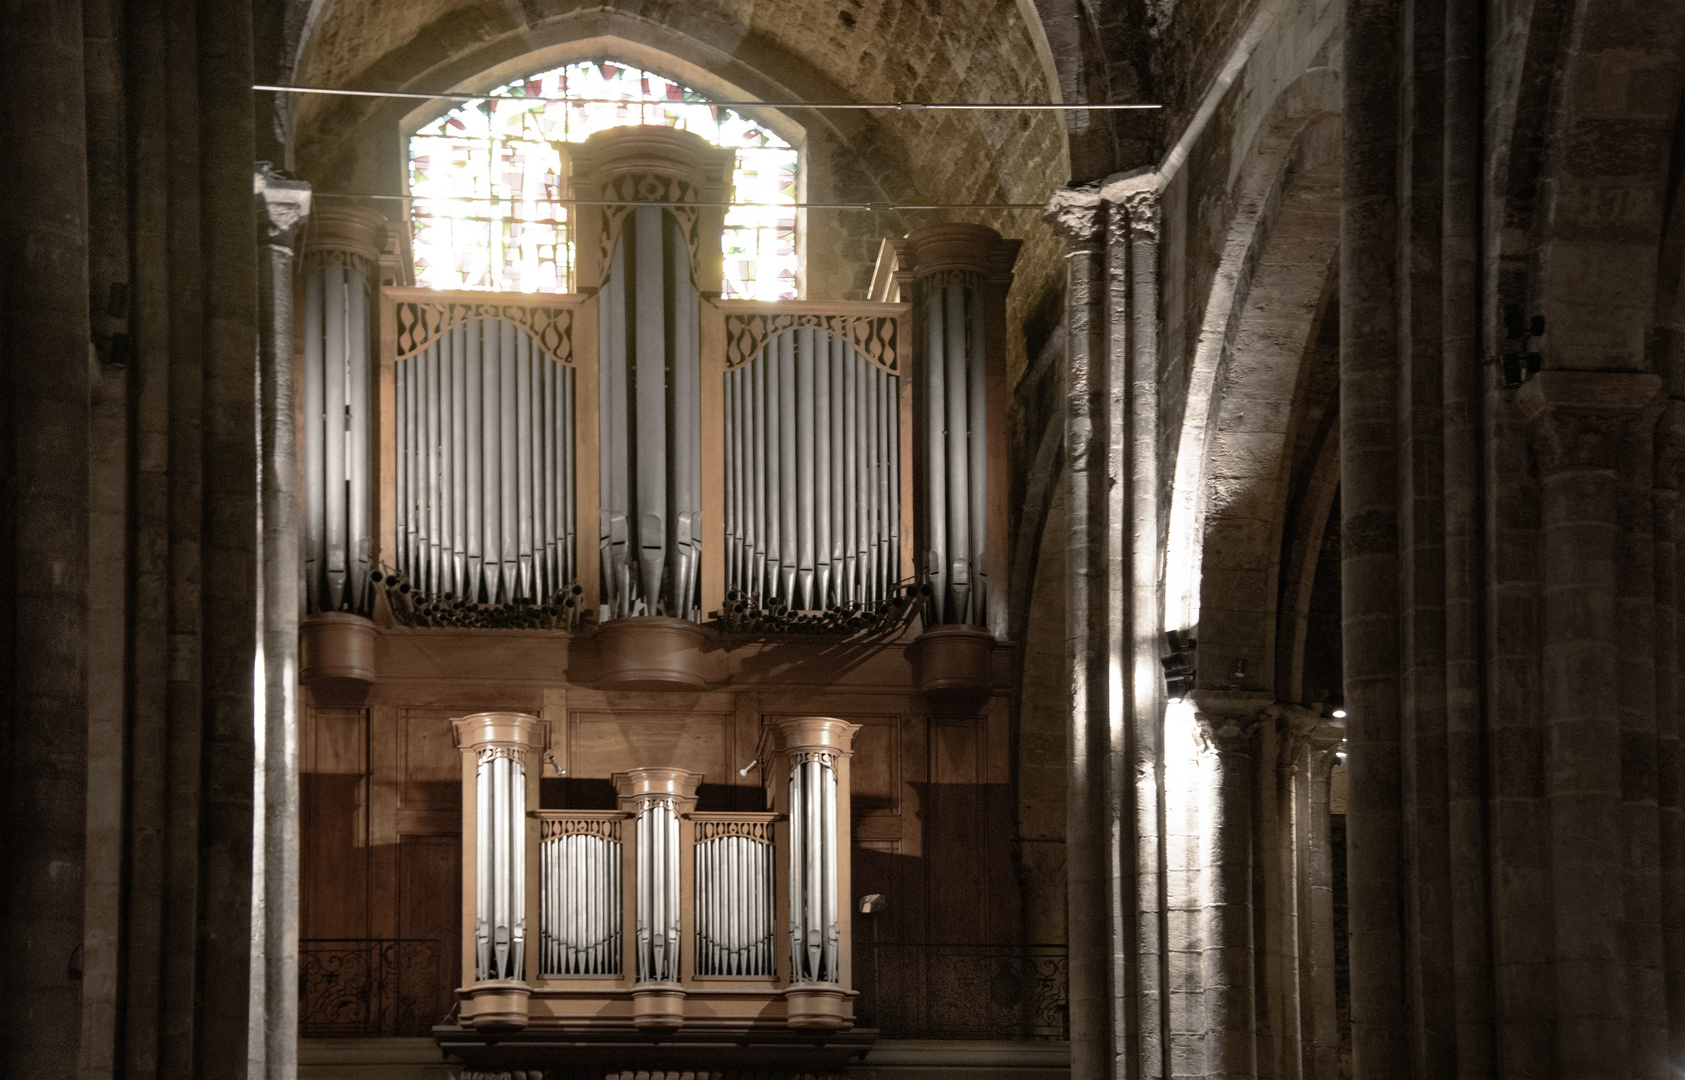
[1162,67,1342,697]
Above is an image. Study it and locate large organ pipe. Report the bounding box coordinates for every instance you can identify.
[324,268,350,605]
[924,293,948,622]
[466,322,483,591]
[901,223,1018,630]
[773,716,857,992]
[300,207,382,617]
[796,331,816,609]
[517,332,534,599]
[451,325,469,596]
[499,323,519,600]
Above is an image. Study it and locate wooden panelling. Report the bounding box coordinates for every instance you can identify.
[302,707,370,940]
[399,708,464,808]
[397,834,462,1022]
[566,708,738,783]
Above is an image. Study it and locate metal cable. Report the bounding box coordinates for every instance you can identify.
[255,83,1161,110]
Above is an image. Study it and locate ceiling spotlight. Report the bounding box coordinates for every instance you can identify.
[1331,708,1347,719]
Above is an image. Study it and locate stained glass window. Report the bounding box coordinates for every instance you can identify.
[408,61,799,300]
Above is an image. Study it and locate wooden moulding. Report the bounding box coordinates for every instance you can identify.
[298,612,377,685]
[595,616,711,690]
[784,984,853,1029]
[908,625,995,710]
[630,984,687,1029]
[458,980,531,1029]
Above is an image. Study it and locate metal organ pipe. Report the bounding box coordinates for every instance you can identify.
[474,748,525,981]
[596,208,703,622]
[723,329,901,613]
[393,318,578,605]
[919,278,990,627]
[302,262,377,615]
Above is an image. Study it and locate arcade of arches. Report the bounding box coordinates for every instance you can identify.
[3,1,1684,1079]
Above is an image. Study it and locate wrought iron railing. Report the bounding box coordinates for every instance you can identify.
[298,938,443,1037]
[855,943,1069,1039]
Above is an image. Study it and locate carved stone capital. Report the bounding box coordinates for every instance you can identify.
[1516,369,1662,473]
[1266,702,1344,764]
[1043,182,1103,245]
[1187,689,1272,756]
[1655,399,1685,491]
[1099,167,1159,238]
[253,165,311,250]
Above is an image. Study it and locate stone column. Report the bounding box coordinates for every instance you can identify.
[1299,729,1343,1080]
[1189,692,1267,1080]
[1045,170,1164,1080]
[1046,188,1117,1080]
[1339,0,1407,1073]
[1516,369,1661,1076]
[254,164,310,1080]
[0,1,91,1072]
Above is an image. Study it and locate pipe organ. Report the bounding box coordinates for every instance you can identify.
[299,126,1026,1069]
[725,327,902,610]
[449,715,857,1032]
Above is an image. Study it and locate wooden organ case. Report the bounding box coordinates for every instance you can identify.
[297,125,1044,1074]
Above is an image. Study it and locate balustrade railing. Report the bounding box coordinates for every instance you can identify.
[298,938,443,1037]
[855,943,1069,1040]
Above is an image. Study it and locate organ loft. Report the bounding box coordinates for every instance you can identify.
[5,2,1685,1080]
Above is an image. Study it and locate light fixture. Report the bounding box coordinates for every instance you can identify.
[1331,708,1347,719]
[1162,630,1197,701]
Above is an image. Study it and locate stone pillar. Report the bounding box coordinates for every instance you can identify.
[1516,369,1661,1075]
[0,1,91,1073]
[1045,170,1163,1080]
[1339,0,1407,1073]
[254,165,310,1080]
[1189,692,1267,1080]
[1299,729,1343,1080]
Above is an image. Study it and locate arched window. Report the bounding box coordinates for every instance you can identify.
[408,61,799,300]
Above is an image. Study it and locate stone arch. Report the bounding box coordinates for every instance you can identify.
[289,1,1071,367]
[1162,68,1341,696]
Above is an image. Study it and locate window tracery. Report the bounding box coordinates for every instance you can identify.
[408,60,799,299]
